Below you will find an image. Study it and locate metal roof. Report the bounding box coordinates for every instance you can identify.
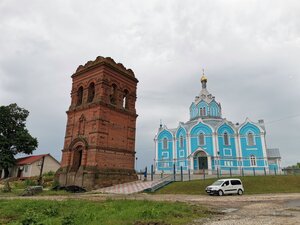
[266,148,281,158]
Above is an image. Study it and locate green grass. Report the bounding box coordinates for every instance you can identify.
[0,199,212,225]
[155,175,300,195]
[0,189,71,197]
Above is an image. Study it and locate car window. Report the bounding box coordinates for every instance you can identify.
[212,180,223,186]
[231,180,241,185]
[222,181,229,186]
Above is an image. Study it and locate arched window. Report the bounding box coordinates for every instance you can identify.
[198,133,205,145]
[203,107,206,116]
[250,155,256,166]
[179,136,184,148]
[163,138,168,149]
[247,132,255,146]
[224,132,229,146]
[200,108,203,116]
[87,82,95,103]
[77,86,83,106]
[110,84,117,104]
[122,89,129,109]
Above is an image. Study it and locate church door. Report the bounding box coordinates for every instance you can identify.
[198,157,208,170]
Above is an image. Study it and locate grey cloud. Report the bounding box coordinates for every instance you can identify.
[0,0,299,168]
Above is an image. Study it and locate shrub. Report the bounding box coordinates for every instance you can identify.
[24,179,37,187]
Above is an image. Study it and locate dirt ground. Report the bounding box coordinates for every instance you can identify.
[1,193,299,224]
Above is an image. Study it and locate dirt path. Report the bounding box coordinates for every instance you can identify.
[1,193,299,224]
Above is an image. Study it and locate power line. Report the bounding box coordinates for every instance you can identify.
[265,114,300,124]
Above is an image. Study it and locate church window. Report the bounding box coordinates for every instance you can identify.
[250,155,256,166]
[200,108,204,116]
[110,84,117,104]
[224,132,229,146]
[163,138,168,149]
[179,136,184,148]
[198,133,205,145]
[179,150,185,157]
[77,86,83,105]
[247,132,255,146]
[122,89,129,109]
[87,82,95,103]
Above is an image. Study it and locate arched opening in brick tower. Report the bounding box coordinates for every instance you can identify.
[123,89,129,109]
[87,82,95,103]
[77,86,84,105]
[110,84,117,104]
[71,146,83,171]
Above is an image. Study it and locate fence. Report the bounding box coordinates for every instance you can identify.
[138,164,294,183]
[282,168,300,175]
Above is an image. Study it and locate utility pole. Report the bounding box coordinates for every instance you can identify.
[38,156,45,186]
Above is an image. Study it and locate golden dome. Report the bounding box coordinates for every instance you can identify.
[201,69,207,82]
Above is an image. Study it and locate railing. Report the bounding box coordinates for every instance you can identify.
[282,168,300,175]
[138,164,291,184]
[144,174,174,193]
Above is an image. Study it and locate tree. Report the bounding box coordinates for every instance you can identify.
[0,103,38,178]
[286,162,300,169]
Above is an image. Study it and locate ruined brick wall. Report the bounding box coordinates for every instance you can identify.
[58,56,138,190]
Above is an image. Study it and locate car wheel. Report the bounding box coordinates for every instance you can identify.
[218,190,224,196]
[237,189,243,195]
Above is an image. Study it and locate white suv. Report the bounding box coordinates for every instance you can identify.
[205,179,244,196]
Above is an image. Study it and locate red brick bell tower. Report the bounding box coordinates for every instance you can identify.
[57,56,138,190]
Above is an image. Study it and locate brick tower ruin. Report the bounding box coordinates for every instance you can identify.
[57,56,138,190]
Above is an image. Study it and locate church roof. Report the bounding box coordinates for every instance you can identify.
[266,148,281,158]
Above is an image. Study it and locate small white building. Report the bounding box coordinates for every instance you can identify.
[0,154,60,179]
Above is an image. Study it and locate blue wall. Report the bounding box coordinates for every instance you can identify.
[239,122,265,170]
[157,129,174,171]
[209,100,221,117]
[176,127,188,170]
[217,123,238,169]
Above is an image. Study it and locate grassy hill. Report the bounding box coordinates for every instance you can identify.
[155,175,300,195]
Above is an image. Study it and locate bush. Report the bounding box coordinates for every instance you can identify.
[24,179,37,187]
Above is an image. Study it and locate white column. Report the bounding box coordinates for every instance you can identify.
[173,136,177,170]
[154,137,158,173]
[207,155,212,175]
[234,133,241,173]
[186,133,191,170]
[260,132,269,173]
[237,133,243,167]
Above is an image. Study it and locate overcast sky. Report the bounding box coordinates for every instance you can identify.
[0,0,299,168]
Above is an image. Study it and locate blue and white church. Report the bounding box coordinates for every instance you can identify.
[154,73,281,175]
